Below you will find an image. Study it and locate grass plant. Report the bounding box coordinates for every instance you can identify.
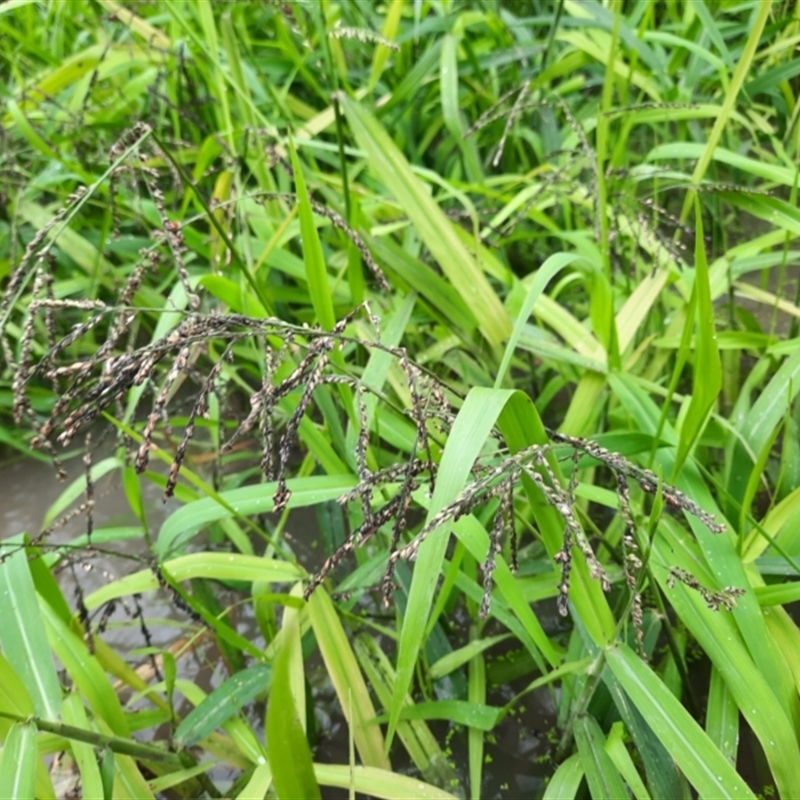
[2,1,800,797]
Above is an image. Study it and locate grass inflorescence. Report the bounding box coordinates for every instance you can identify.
[1,2,800,799]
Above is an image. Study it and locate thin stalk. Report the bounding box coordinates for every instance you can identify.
[0,709,185,766]
[595,0,622,281]
[678,1,771,224]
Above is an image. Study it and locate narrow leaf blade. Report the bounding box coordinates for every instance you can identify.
[0,549,62,721]
[0,721,38,800]
[175,665,271,748]
[606,643,755,799]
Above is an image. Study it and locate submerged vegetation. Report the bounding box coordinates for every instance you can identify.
[3,0,800,797]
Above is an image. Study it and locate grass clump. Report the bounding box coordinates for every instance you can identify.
[1,2,800,798]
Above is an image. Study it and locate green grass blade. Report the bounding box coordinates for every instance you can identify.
[729,347,800,509]
[84,554,302,610]
[289,137,336,331]
[764,607,800,697]
[381,701,502,732]
[95,0,168,45]
[652,523,800,796]
[679,1,771,221]
[611,372,800,710]
[744,484,800,561]
[0,721,38,800]
[156,474,357,557]
[388,387,519,747]
[0,652,33,718]
[177,679,264,764]
[341,95,511,345]
[42,457,122,530]
[573,714,628,800]
[495,253,586,388]
[357,291,415,426]
[605,643,755,799]
[368,0,403,91]
[542,753,584,800]
[0,549,62,722]
[429,634,511,680]
[495,393,616,645]
[62,692,104,799]
[313,764,459,800]
[649,145,798,188]
[450,514,559,669]
[673,199,721,477]
[237,763,273,799]
[439,33,482,183]
[175,665,271,748]
[367,236,477,334]
[148,762,220,795]
[467,628,485,800]
[604,721,651,800]
[601,666,684,799]
[267,613,321,800]
[40,600,129,737]
[307,588,390,770]
[705,665,738,765]
[353,634,461,792]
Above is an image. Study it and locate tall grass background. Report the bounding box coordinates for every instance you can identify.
[2,1,800,797]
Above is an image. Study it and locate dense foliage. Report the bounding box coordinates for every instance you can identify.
[2,1,800,797]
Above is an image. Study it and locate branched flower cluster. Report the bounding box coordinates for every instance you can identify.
[2,122,737,648]
[667,567,745,612]
[461,88,755,271]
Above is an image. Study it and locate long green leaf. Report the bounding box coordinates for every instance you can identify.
[705,665,738,765]
[605,643,755,799]
[573,714,628,800]
[237,764,273,799]
[289,137,335,331]
[378,700,502,732]
[429,634,511,680]
[0,549,62,721]
[679,0,771,221]
[307,588,390,770]
[543,753,584,800]
[0,652,33,718]
[156,475,357,557]
[673,198,721,477]
[367,236,477,335]
[40,601,129,737]
[604,722,651,800]
[387,388,522,747]
[367,0,403,91]
[175,665,271,748]
[495,253,587,388]
[467,625,486,800]
[495,393,616,645]
[84,554,302,609]
[610,372,798,713]
[450,514,559,669]
[267,613,321,800]
[0,722,38,800]
[341,95,511,345]
[652,521,800,796]
[353,634,461,792]
[601,666,684,799]
[729,347,800,508]
[62,692,104,799]
[313,764,459,800]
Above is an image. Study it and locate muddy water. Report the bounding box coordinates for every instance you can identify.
[0,450,182,651]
